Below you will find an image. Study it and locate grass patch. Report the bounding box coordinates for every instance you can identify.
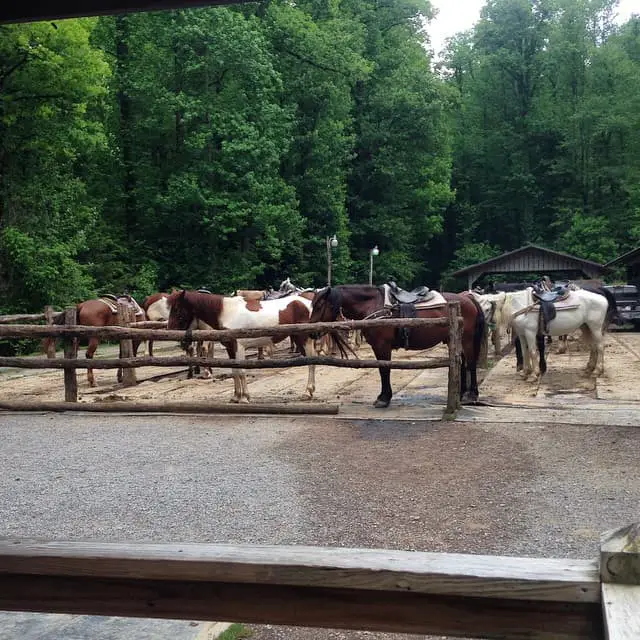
[217,624,253,640]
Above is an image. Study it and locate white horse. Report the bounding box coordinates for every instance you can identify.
[501,287,609,381]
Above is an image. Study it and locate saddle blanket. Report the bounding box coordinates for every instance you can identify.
[382,285,446,309]
[544,290,580,311]
[98,296,145,317]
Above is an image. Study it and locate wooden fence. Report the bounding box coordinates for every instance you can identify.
[0,303,464,415]
[0,521,638,638]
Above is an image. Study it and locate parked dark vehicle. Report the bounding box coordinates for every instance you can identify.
[604,284,640,328]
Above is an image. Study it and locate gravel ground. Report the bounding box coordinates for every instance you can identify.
[1,413,638,639]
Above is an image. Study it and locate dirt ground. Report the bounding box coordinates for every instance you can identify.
[1,329,639,415]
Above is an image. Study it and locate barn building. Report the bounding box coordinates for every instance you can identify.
[606,247,640,285]
[450,243,609,290]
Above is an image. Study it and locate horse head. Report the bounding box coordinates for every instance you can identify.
[310,287,341,323]
[167,289,195,330]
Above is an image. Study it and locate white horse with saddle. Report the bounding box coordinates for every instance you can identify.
[494,286,609,381]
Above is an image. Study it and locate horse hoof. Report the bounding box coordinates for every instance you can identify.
[230,397,241,404]
[373,398,390,409]
[239,397,250,404]
[305,389,315,399]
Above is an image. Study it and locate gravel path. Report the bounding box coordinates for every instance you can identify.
[1,413,638,639]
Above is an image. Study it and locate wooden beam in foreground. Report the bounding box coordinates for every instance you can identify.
[0,400,339,415]
[601,523,640,639]
[0,540,601,640]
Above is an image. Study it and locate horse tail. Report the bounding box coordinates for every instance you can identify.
[599,287,619,328]
[466,295,486,363]
[584,286,619,329]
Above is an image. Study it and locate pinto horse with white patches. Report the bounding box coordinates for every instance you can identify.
[167,289,316,403]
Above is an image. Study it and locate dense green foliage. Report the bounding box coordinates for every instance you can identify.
[0,0,639,311]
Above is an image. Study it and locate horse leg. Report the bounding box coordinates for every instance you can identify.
[148,339,154,358]
[235,342,250,403]
[459,353,468,401]
[371,341,393,408]
[581,327,596,375]
[225,342,243,403]
[514,336,524,371]
[300,336,316,399]
[257,347,265,360]
[526,331,541,382]
[201,342,213,380]
[86,337,99,387]
[557,335,567,354]
[537,334,547,376]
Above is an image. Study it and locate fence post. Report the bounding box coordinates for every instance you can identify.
[44,305,56,359]
[117,302,137,387]
[446,302,462,416]
[63,306,78,402]
[601,522,640,638]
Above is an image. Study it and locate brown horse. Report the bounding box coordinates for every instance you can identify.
[43,297,146,387]
[167,289,316,403]
[309,285,485,408]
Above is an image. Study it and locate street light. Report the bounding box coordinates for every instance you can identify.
[326,234,338,286]
[369,245,379,285]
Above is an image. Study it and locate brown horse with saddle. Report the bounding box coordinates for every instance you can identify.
[309,282,485,408]
[43,294,146,387]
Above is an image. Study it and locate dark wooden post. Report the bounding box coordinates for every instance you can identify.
[63,306,78,402]
[117,302,137,387]
[601,523,640,638]
[44,305,56,359]
[446,302,462,416]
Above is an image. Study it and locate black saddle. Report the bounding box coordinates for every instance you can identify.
[100,293,118,302]
[533,285,569,303]
[387,280,432,304]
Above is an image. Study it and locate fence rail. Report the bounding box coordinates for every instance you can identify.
[0,304,464,415]
[2,524,637,640]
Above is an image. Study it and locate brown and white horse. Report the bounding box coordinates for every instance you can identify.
[43,297,146,387]
[142,292,214,379]
[167,289,316,403]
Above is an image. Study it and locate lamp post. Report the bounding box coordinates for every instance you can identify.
[369,245,379,285]
[326,234,338,286]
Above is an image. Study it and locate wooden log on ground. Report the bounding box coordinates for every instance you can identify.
[601,523,640,639]
[0,401,340,415]
[63,307,78,402]
[0,539,601,639]
[117,302,136,387]
[446,302,462,415]
[0,356,451,371]
[44,306,56,359]
[0,317,462,343]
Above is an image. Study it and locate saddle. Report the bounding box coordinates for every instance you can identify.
[98,294,144,317]
[197,288,212,294]
[532,285,570,334]
[386,279,434,305]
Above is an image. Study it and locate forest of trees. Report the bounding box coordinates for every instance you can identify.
[0,0,638,314]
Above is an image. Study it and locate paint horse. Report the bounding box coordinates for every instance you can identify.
[43,295,146,387]
[142,292,214,379]
[167,290,316,403]
[500,287,610,381]
[310,285,485,408]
